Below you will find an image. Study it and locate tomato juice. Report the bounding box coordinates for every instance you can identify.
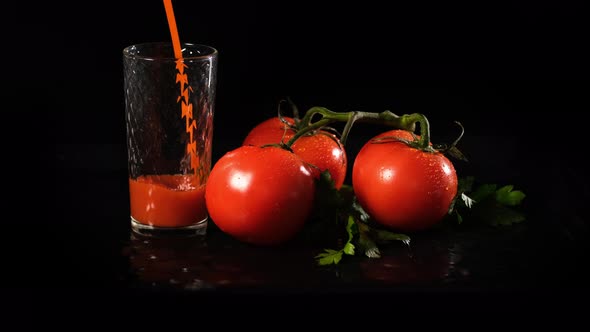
[129,174,207,228]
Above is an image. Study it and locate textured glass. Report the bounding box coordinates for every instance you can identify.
[123,42,218,236]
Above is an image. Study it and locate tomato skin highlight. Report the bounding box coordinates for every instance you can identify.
[205,145,315,246]
[243,117,347,189]
[352,130,458,232]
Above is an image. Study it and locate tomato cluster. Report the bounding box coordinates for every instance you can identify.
[205,114,459,246]
[243,116,347,189]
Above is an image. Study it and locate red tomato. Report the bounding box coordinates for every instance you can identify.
[205,145,315,246]
[352,130,458,232]
[243,117,347,189]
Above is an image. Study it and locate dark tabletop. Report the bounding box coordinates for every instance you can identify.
[10,134,586,318]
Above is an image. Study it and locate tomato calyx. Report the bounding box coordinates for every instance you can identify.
[433,121,469,162]
[370,134,438,153]
[369,120,468,162]
[277,98,300,131]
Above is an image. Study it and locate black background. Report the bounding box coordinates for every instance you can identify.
[18,1,589,181]
[16,1,589,155]
[6,0,590,318]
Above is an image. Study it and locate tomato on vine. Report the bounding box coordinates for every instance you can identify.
[352,129,458,232]
[206,101,522,264]
[205,145,315,246]
[243,116,348,189]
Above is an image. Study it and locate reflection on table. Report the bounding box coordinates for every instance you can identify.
[122,228,467,291]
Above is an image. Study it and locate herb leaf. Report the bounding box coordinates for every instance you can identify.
[448,176,474,214]
[315,249,343,265]
[470,184,497,202]
[495,185,526,206]
[451,177,527,227]
[343,216,356,255]
[357,221,381,258]
[455,210,464,224]
[487,204,526,226]
[460,193,476,209]
[374,229,411,245]
[315,216,357,266]
[447,146,469,162]
[342,242,355,256]
[359,231,381,258]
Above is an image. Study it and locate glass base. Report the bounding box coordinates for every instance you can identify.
[130,217,208,237]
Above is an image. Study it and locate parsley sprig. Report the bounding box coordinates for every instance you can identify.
[312,172,526,266]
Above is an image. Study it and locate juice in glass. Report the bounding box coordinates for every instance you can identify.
[129,175,207,228]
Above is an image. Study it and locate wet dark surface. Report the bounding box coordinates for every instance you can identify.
[12,146,589,316]
[13,91,590,317]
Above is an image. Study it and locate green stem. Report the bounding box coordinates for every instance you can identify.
[286,97,300,126]
[299,106,333,127]
[285,118,334,147]
[340,112,358,146]
[289,106,433,150]
[405,113,430,150]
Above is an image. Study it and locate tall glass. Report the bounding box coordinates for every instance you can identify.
[123,42,217,236]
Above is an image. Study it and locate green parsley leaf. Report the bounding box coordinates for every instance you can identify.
[495,185,526,206]
[460,193,476,209]
[489,205,526,226]
[315,249,343,265]
[343,242,355,256]
[448,176,474,214]
[458,176,475,193]
[471,200,526,226]
[455,210,463,224]
[356,221,381,258]
[359,232,381,258]
[315,216,357,265]
[451,177,526,227]
[374,229,411,246]
[343,217,356,255]
[351,197,370,224]
[470,184,497,202]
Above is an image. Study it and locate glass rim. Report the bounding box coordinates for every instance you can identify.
[123,42,218,61]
